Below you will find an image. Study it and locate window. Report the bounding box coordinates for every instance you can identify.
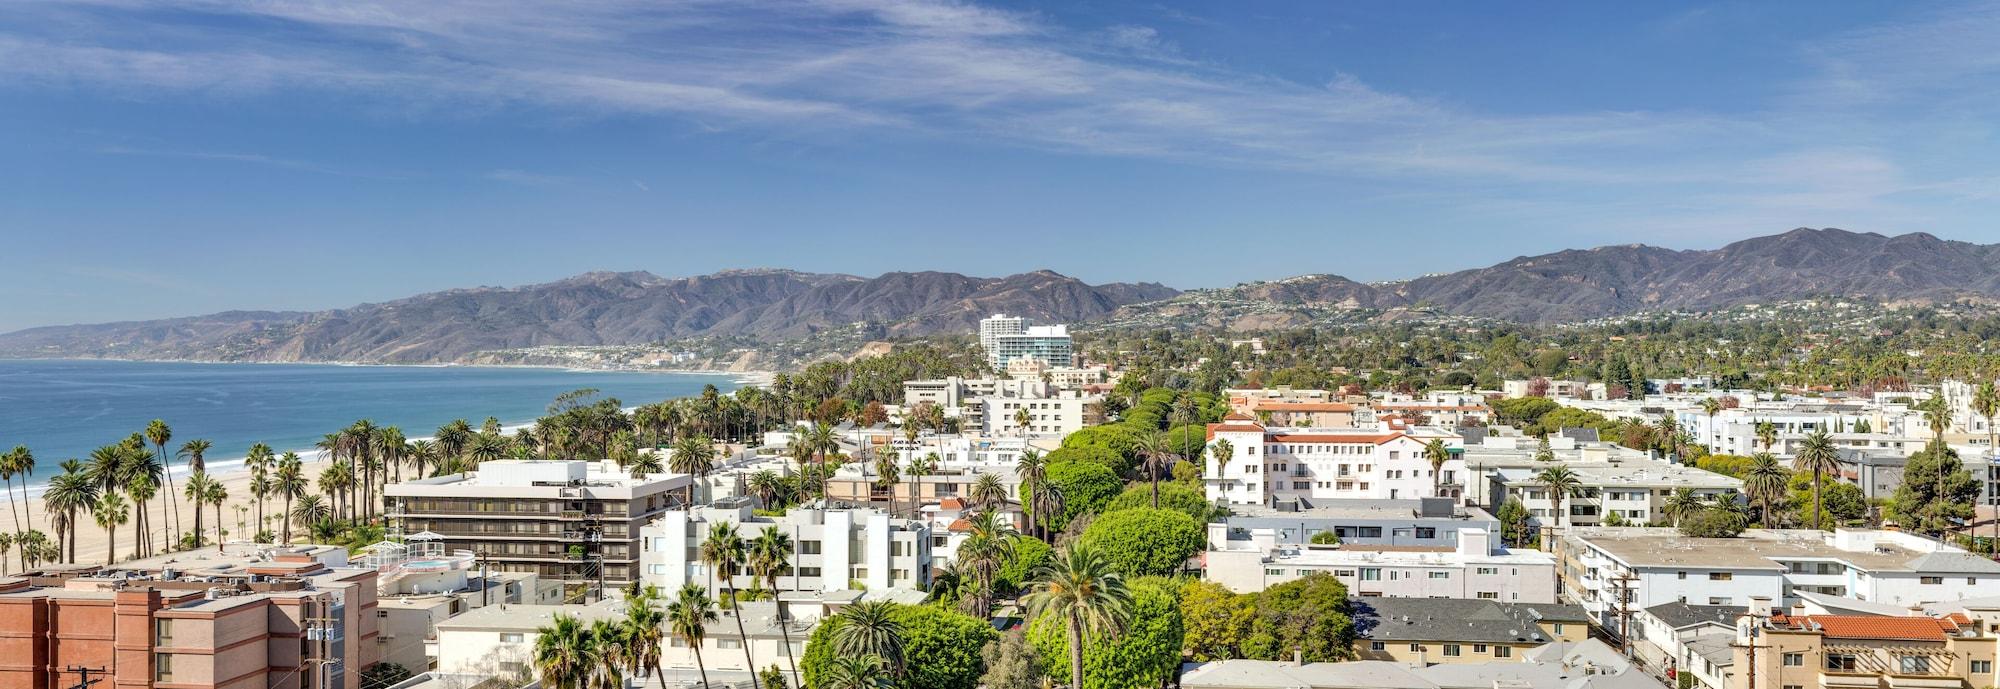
[1783,685,1804,689]
[1478,592,1499,600]
[1361,568,1382,581]
[800,540,823,554]
[797,567,822,577]
[1416,528,1436,539]
[1410,643,1423,652]
[1708,597,1731,605]
[1473,645,1488,653]
[1708,572,1733,581]
[1443,645,1462,657]
[1494,646,1512,658]
[718,639,742,649]
[1371,642,1386,651]
[1783,653,1804,667]
[1428,572,1450,579]
[501,633,525,643]
[154,619,174,645]
[1921,576,1944,585]
[1973,661,1992,674]
[1677,571,1687,580]
[1476,567,1498,575]
[1826,653,1858,671]
[1265,568,1286,576]
[1899,656,1931,674]
[1554,623,1566,635]
[154,654,173,683]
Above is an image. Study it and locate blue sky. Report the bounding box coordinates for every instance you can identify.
[4,1,1999,332]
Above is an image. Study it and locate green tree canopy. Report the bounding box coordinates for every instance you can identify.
[1179,579,1256,662]
[1786,473,1868,528]
[994,536,1053,594]
[1104,482,1226,522]
[802,604,997,689]
[1044,445,1132,477]
[1890,443,1980,536]
[1678,509,1747,538]
[1045,461,1122,531]
[1078,508,1203,578]
[1028,576,1182,689]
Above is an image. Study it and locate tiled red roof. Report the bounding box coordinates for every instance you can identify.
[1769,614,1956,641]
[938,497,966,510]
[1269,432,1407,445]
[1250,401,1356,412]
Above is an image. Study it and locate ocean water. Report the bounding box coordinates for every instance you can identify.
[0,359,746,488]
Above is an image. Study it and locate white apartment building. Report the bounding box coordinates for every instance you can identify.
[902,377,1049,414]
[979,313,1074,370]
[640,503,932,596]
[1488,461,1742,527]
[979,389,1102,437]
[435,598,818,688]
[1556,527,2000,637]
[1205,415,1467,506]
[1205,525,1558,602]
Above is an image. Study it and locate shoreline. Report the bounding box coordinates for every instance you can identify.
[0,355,779,382]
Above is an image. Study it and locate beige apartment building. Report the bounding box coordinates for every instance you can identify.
[384,460,687,594]
[1351,597,1590,665]
[1732,612,1998,689]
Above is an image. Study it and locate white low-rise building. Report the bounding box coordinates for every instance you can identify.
[1205,415,1467,506]
[1488,461,1742,527]
[1205,525,1558,602]
[640,503,932,596]
[1556,527,2000,638]
[978,389,1102,437]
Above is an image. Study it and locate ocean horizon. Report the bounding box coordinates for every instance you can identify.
[0,358,748,491]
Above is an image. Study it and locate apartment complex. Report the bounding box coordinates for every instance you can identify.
[1205,415,1467,506]
[1205,526,1558,602]
[1215,498,1500,549]
[1732,612,1997,689]
[0,543,377,689]
[1556,528,2000,637]
[384,460,688,591]
[978,313,1074,370]
[1351,597,1590,664]
[1488,461,1742,527]
[1183,639,1660,689]
[640,503,932,595]
[979,389,1103,437]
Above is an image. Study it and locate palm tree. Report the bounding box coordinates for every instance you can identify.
[183,472,218,549]
[1793,430,1841,530]
[750,526,799,683]
[1136,430,1174,508]
[1700,397,1723,448]
[1534,464,1582,530]
[177,438,212,476]
[905,453,937,516]
[534,614,594,689]
[667,583,719,689]
[748,470,785,509]
[146,419,179,541]
[970,473,1008,513]
[807,423,839,500]
[819,655,894,689]
[127,475,156,556]
[1014,450,1050,540]
[872,449,901,516]
[43,468,97,563]
[1743,453,1790,528]
[1663,488,1706,528]
[93,492,129,566]
[1014,407,1033,437]
[699,523,759,689]
[2,445,34,535]
[1981,382,2000,555]
[955,510,1017,618]
[830,601,906,673]
[1754,419,1777,453]
[587,619,628,689]
[203,475,229,547]
[1423,438,1451,496]
[275,453,307,544]
[1024,544,1133,689]
[1207,438,1234,476]
[670,435,717,507]
[291,495,330,539]
[625,585,671,689]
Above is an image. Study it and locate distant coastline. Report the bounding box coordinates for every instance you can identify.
[0,355,776,386]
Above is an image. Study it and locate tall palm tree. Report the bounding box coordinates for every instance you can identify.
[177,438,212,476]
[749,470,785,509]
[145,419,179,541]
[1534,464,1582,530]
[3,446,34,535]
[1981,382,2000,555]
[624,585,671,689]
[1793,430,1841,530]
[1014,450,1049,540]
[93,492,129,566]
[1423,438,1451,496]
[290,495,330,540]
[534,614,594,689]
[670,435,717,507]
[1014,407,1033,437]
[905,453,936,517]
[1024,544,1133,689]
[586,619,628,689]
[807,423,839,501]
[275,453,306,544]
[127,475,157,556]
[1136,430,1174,508]
[1754,419,1778,453]
[667,583,719,689]
[183,472,218,549]
[699,523,759,689]
[820,655,894,689]
[955,510,1017,618]
[1207,438,1234,477]
[1743,453,1791,528]
[970,473,1008,513]
[43,468,97,563]
[872,449,901,516]
[203,476,229,547]
[750,527,799,683]
[1700,398,1723,448]
[830,601,906,674]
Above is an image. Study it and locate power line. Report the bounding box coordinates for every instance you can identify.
[62,665,106,689]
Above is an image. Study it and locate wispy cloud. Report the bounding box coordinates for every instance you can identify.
[482,169,573,188]
[98,145,399,178]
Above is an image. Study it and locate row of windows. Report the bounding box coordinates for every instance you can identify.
[1371,642,1512,658]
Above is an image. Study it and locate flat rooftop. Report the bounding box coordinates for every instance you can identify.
[434,599,625,631]
[1253,545,1553,568]
[1495,463,1741,490]
[1228,499,1497,522]
[1566,528,2000,574]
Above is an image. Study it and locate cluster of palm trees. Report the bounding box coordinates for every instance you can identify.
[1529,427,1848,536]
[533,584,683,689]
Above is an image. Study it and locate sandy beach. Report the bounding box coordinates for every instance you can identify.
[2,449,346,569]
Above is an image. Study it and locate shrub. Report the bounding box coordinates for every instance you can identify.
[1078,508,1203,577]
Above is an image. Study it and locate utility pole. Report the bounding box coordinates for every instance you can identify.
[479,549,492,608]
[1611,571,1639,657]
[306,597,340,689]
[63,665,106,689]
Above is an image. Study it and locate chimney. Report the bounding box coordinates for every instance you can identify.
[1293,646,1304,666]
[1748,596,1774,619]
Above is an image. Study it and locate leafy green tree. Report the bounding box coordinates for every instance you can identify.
[1678,509,1746,538]
[360,662,415,689]
[1309,530,1340,546]
[1103,482,1224,522]
[1043,446,1130,478]
[977,633,1041,689]
[1496,497,1532,546]
[1178,579,1256,661]
[994,536,1052,594]
[1786,473,1867,529]
[806,604,996,689]
[1028,576,1175,689]
[1491,397,1558,426]
[1078,508,1202,578]
[1695,454,1758,479]
[1890,443,1979,537]
[1045,462,1121,531]
[1243,573,1355,662]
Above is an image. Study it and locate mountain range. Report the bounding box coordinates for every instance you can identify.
[3,228,1995,364]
